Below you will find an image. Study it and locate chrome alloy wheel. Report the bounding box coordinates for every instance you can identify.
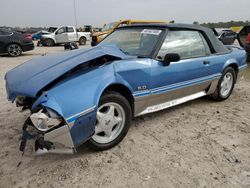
[220,72,233,97]
[8,44,21,56]
[92,102,126,144]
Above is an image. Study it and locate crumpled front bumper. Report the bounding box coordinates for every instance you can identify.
[20,117,76,155]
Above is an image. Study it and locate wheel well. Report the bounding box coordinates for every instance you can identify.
[6,42,22,51]
[103,84,134,113]
[227,63,239,79]
[80,36,87,40]
[45,38,55,42]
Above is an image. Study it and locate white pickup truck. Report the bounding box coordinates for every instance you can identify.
[40,26,91,46]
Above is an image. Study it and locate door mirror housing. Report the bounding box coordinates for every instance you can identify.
[163,53,180,66]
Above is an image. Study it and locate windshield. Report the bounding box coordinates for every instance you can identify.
[100,28,163,57]
[102,22,118,31]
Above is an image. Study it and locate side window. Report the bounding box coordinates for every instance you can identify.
[224,32,235,37]
[199,33,211,55]
[67,27,74,33]
[157,30,211,60]
[0,30,11,36]
[56,27,66,35]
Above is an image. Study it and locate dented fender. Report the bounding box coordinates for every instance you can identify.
[28,62,135,147]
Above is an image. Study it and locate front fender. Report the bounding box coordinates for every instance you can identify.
[30,64,117,146]
[30,62,136,147]
[42,63,133,122]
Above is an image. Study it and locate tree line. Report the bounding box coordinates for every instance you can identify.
[198,21,250,28]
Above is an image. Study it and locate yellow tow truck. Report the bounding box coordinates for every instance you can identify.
[91,19,167,46]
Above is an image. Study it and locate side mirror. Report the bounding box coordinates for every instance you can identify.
[163,53,180,66]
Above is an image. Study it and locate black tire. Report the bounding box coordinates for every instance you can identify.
[7,43,22,57]
[45,38,54,46]
[79,37,86,45]
[86,91,132,151]
[247,54,250,63]
[211,67,236,101]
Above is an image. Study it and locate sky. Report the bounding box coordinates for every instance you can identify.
[0,0,249,27]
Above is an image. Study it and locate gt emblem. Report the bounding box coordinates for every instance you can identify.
[137,85,147,90]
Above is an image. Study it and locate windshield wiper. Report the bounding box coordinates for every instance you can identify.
[137,55,149,58]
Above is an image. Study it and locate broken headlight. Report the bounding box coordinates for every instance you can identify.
[30,108,62,132]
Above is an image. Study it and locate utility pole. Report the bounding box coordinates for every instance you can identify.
[74,0,78,28]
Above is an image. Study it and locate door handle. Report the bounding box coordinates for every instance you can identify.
[203,61,210,65]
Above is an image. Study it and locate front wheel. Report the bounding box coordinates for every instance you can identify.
[86,92,132,151]
[45,38,54,46]
[211,67,236,101]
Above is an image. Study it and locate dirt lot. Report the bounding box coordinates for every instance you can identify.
[0,43,250,188]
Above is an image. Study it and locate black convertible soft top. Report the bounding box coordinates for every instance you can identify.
[118,23,229,54]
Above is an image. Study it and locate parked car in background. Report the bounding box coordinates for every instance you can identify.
[32,30,50,40]
[91,19,167,46]
[213,29,237,45]
[237,25,250,61]
[5,24,247,154]
[0,28,34,57]
[40,26,91,46]
[23,33,32,41]
[218,30,237,45]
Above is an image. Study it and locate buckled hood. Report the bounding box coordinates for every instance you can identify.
[5,44,128,101]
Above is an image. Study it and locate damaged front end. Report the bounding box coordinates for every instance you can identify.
[20,106,75,155]
[5,44,127,155]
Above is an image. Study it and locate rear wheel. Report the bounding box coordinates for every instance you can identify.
[7,43,22,57]
[86,92,132,151]
[211,67,236,101]
[79,37,86,45]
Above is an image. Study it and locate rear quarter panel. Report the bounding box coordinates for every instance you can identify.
[210,47,246,76]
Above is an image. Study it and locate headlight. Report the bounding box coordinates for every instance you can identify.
[30,108,62,131]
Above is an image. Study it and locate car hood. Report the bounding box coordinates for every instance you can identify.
[5,44,129,101]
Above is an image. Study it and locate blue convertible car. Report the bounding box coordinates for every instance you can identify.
[5,24,247,154]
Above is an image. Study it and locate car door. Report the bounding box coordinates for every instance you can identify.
[0,30,6,53]
[55,27,69,43]
[0,30,12,53]
[67,27,77,42]
[238,26,250,57]
[146,30,215,111]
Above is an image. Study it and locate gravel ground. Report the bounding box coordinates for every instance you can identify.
[0,43,250,188]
